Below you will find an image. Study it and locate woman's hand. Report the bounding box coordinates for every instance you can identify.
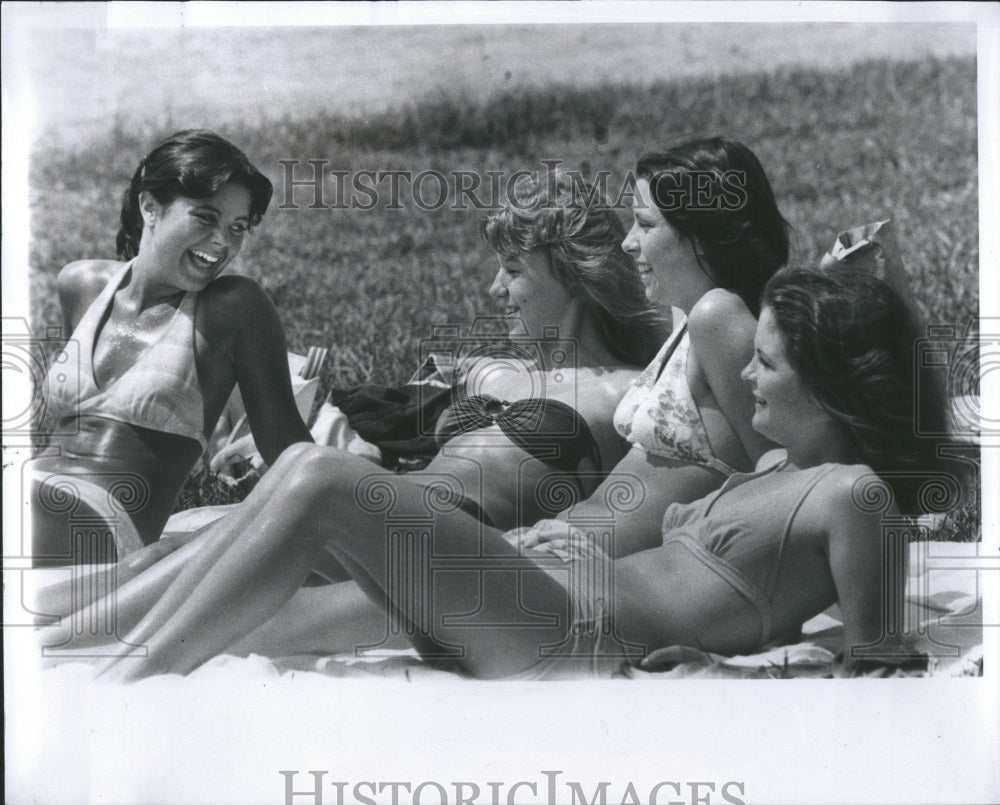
[503,519,573,551]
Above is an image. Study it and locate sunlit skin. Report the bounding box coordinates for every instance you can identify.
[39,309,890,681]
[31,178,312,561]
[489,249,576,339]
[86,184,255,391]
[621,178,715,313]
[132,182,254,300]
[539,176,776,559]
[34,239,646,658]
[741,308,851,470]
[39,145,809,677]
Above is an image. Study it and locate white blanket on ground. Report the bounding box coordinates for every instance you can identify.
[625,541,984,679]
[262,540,985,680]
[28,539,983,682]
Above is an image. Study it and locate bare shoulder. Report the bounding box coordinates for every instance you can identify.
[196,274,281,342]
[820,463,881,499]
[686,289,756,381]
[57,260,123,331]
[687,288,756,343]
[798,463,887,541]
[199,272,269,305]
[57,259,120,300]
[198,274,275,319]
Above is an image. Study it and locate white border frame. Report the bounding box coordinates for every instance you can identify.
[4,3,998,803]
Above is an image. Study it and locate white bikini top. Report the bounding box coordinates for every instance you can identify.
[46,262,207,448]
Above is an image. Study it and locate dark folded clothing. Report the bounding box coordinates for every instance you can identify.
[327,383,455,467]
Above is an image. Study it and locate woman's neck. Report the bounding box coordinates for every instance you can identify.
[120,255,185,311]
[783,421,857,470]
[535,306,621,370]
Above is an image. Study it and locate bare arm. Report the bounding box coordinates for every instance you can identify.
[550,446,725,558]
[687,288,777,464]
[821,467,897,670]
[519,294,760,558]
[202,276,313,464]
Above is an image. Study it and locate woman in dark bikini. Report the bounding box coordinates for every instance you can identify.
[40,137,798,669]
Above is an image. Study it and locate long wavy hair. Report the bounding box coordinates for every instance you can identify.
[762,265,951,514]
[636,136,790,317]
[116,129,273,260]
[482,169,665,366]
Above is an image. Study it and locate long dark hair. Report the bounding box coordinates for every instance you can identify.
[482,168,666,366]
[762,265,951,514]
[636,136,790,316]
[116,129,273,260]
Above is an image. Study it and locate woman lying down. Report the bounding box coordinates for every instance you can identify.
[40,265,954,680]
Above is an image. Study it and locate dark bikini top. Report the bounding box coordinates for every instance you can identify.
[434,394,603,476]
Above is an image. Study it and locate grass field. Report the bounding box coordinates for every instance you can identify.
[26,55,980,532]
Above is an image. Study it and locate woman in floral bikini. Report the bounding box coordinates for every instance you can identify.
[514,136,792,557]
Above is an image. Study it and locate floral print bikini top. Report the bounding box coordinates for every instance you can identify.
[613,323,738,476]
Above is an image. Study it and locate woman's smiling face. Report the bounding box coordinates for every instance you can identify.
[488,248,574,338]
[620,177,715,313]
[741,306,834,445]
[139,181,253,292]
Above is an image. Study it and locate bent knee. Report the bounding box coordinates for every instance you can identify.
[270,441,319,468]
[279,444,381,499]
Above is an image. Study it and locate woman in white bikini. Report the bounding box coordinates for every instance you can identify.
[31,129,312,565]
[35,167,663,630]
